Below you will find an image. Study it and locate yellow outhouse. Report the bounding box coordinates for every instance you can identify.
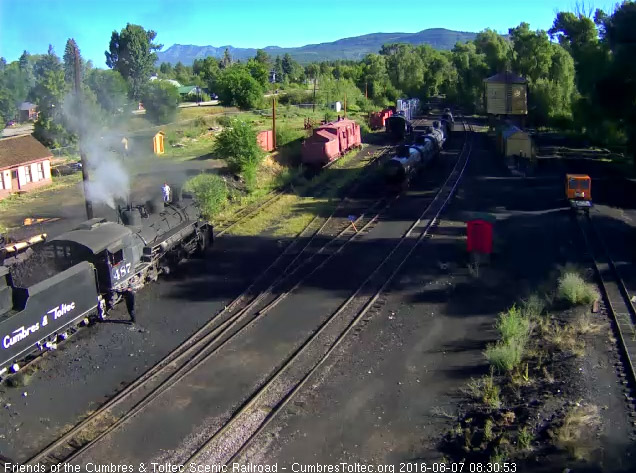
[153,131,165,155]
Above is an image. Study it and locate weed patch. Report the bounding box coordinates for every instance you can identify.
[557,272,598,306]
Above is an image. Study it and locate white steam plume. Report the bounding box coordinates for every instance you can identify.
[62,93,131,209]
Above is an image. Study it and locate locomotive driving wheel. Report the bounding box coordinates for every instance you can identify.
[196,227,213,257]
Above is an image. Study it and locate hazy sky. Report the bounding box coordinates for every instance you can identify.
[0,0,615,66]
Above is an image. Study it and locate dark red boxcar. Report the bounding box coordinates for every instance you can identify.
[301,118,362,166]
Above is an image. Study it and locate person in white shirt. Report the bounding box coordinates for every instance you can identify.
[162,181,171,203]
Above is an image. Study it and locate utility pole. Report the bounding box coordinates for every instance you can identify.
[74,45,93,220]
[312,74,317,113]
[365,82,368,99]
[272,96,277,150]
[344,93,347,118]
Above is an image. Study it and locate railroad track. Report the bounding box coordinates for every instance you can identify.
[181,121,474,465]
[576,212,636,395]
[214,144,390,237]
[25,144,394,469]
[53,124,470,468]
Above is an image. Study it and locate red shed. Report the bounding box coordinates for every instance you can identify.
[467,219,494,254]
[257,130,274,152]
[301,118,361,166]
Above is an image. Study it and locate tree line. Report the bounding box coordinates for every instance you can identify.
[1,2,636,157]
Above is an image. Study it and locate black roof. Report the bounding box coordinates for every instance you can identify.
[51,219,132,254]
[484,71,527,84]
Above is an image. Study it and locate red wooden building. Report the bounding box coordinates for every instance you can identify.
[0,135,53,200]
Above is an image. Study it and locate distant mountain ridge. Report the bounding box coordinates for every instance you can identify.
[156,28,477,65]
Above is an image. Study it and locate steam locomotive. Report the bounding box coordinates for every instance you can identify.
[384,120,451,191]
[0,187,213,378]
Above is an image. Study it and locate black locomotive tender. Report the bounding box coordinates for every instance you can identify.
[384,117,452,191]
[0,187,213,377]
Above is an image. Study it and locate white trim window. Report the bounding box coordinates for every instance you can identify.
[36,162,44,180]
[24,165,32,183]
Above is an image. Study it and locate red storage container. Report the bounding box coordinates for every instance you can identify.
[466,219,493,254]
[257,130,274,152]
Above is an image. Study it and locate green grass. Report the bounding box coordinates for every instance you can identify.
[485,340,525,373]
[557,272,598,306]
[224,144,371,238]
[496,305,531,344]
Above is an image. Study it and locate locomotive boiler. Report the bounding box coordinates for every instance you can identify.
[0,189,213,378]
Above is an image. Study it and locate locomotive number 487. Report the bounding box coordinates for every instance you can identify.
[112,263,132,281]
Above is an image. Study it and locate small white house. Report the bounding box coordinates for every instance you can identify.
[329,101,342,112]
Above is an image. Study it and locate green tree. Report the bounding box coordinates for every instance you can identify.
[0,85,16,122]
[140,80,179,124]
[220,48,232,69]
[30,49,70,146]
[246,58,269,88]
[509,23,553,83]
[213,118,264,190]
[63,38,81,84]
[193,56,221,92]
[159,62,174,77]
[281,53,294,77]
[105,23,162,100]
[595,2,636,161]
[254,49,271,66]
[86,69,129,115]
[474,29,512,74]
[216,64,264,109]
[450,41,488,111]
[273,56,284,82]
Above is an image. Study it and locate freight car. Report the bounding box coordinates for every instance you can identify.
[384,120,450,191]
[301,118,362,167]
[0,189,213,378]
[369,108,394,130]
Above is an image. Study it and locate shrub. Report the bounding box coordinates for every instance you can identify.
[184,174,228,219]
[485,341,524,373]
[140,81,180,124]
[496,305,530,344]
[521,294,545,318]
[279,89,313,105]
[557,272,598,306]
[216,115,232,127]
[275,125,305,148]
[213,119,265,191]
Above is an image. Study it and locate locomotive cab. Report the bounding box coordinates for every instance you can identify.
[566,174,592,211]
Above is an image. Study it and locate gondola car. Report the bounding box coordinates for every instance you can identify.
[0,189,213,378]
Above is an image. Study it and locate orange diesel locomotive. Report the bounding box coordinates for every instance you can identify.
[566,174,592,211]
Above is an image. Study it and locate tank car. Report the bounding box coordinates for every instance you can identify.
[0,190,213,378]
[384,135,438,192]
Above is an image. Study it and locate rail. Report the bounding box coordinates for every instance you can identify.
[185,121,474,464]
[25,143,394,469]
[576,212,636,392]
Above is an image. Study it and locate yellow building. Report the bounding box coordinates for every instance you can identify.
[497,125,534,158]
[153,131,165,155]
[484,72,528,116]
